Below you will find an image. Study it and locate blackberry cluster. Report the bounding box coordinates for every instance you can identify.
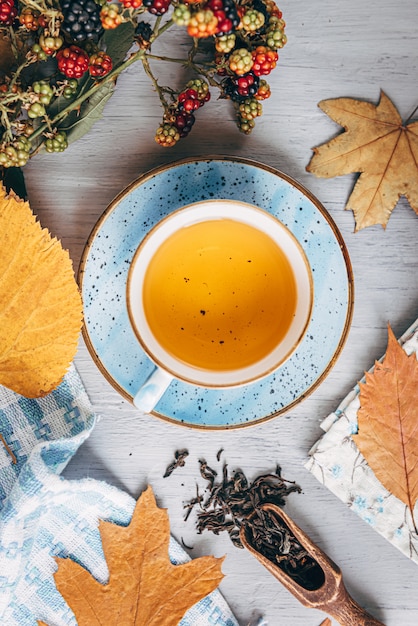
[61,0,103,43]
[135,21,153,47]
[0,0,286,164]
[223,72,260,102]
[156,81,210,146]
[207,0,240,36]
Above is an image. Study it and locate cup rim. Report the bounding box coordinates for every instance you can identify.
[126,199,313,388]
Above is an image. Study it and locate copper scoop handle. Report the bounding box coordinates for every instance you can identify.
[325,578,385,625]
[240,503,385,626]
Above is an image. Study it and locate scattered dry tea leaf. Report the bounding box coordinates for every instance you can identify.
[0,185,82,397]
[353,325,418,526]
[38,485,224,626]
[307,91,418,231]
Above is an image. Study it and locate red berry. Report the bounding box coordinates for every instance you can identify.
[207,0,239,34]
[200,91,211,106]
[57,45,89,78]
[174,111,195,137]
[237,73,257,93]
[251,45,278,77]
[0,0,17,24]
[89,51,113,77]
[143,0,171,15]
[178,88,200,112]
[120,0,142,6]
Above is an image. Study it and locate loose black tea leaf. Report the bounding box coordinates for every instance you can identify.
[183,484,204,521]
[199,459,218,488]
[185,455,323,594]
[185,462,301,548]
[242,508,325,591]
[163,449,189,477]
[181,537,194,550]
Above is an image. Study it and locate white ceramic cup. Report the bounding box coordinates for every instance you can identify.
[127,200,313,412]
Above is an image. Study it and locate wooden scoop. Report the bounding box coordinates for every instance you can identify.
[240,503,385,626]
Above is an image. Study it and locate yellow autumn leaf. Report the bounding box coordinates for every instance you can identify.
[0,185,82,397]
[307,91,418,231]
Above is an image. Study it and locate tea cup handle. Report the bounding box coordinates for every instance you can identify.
[133,367,174,413]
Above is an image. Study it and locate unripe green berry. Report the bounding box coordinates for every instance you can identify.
[0,137,30,167]
[241,9,265,33]
[172,4,191,26]
[39,34,64,54]
[237,116,255,134]
[45,131,68,153]
[31,43,48,61]
[238,97,262,120]
[33,80,54,105]
[266,16,286,49]
[27,102,46,118]
[155,123,180,147]
[63,79,79,99]
[215,33,235,53]
[229,48,253,75]
[186,78,209,100]
[15,136,30,152]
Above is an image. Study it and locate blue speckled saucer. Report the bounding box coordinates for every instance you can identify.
[79,157,354,429]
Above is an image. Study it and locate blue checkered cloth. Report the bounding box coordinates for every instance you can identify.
[0,365,239,626]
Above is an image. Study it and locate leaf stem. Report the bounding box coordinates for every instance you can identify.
[154,16,174,39]
[405,103,418,124]
[141,55,175,109]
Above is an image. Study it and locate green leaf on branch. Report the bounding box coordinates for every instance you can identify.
[103,22,136,68]
[53,24,135,144]
[59,81,115,144]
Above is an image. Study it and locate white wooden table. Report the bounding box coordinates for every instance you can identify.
[23,0,418,623]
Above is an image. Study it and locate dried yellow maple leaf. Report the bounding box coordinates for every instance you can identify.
[38,486,224,626]
[353,325,418,528]
[319,620,332,626]
[0,185,82,397]
[307,91,418,231]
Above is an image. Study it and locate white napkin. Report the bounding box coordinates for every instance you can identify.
[306,318,418,564]
[0,364,239,625]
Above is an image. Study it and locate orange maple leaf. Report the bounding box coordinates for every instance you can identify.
[353,325,418,528]
[38,486,224,626]
[306,91,418,231]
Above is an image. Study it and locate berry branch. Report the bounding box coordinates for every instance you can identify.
[0,0,286,167]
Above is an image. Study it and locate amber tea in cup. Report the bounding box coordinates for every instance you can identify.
[143,217,297,371]
[127,200,313,409]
